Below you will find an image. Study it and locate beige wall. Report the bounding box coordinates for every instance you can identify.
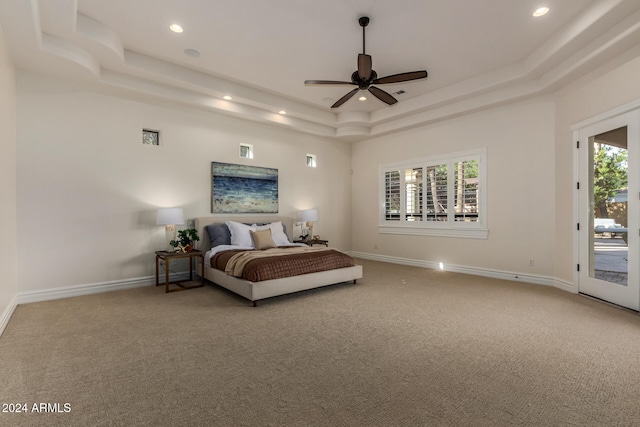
[554,55,640,283]
[351,98,556,277]
[0,23,18,330]
[12,47,640,298]
[350,50,640,287]
[16,73,351,292]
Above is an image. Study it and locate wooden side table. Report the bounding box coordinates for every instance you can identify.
[155,250,205,293]
[293,239,329,247]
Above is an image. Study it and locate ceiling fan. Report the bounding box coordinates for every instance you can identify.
[304,16,428,109]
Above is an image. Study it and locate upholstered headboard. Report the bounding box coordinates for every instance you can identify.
[194,216,295,251]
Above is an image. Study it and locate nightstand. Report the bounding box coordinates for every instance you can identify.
[293,238,329,247]
[155,250,205,293]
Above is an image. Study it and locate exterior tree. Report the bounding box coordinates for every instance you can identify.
[593,143,627,218]
[455,160,478,213]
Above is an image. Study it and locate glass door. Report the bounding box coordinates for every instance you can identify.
[577,111,639,310]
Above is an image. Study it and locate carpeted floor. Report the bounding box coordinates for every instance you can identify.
[2,258,640,426]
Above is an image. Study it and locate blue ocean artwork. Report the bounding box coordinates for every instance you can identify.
[211,162,279,213]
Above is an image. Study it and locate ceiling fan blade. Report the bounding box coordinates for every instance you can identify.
[305,80,355,86]
[372,70,428,85]
[358,54,372,80]
[368,86,398,105]
[331,88,360,108]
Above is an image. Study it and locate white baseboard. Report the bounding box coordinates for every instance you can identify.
[4,254,576,334]
[16,276,157,305]
[15,269,198,305]
[551,278,576,293]
[0,271,197,336]
[1,277,156,337]
[0,294,19,338]
[348,251,577,293]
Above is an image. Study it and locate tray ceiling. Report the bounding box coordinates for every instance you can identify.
[2,0,640,140]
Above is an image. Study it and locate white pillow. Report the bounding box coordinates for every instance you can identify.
[255,221,290,246]
[225,221,256,247]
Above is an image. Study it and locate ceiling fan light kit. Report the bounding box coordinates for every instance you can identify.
[304,16,428,109]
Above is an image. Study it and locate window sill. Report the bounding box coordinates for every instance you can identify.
[378,225,488,239]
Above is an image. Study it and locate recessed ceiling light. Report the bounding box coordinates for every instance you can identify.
[278,110,287,115]
[358,96,367,101]
[533,7,549,17]
[223,95,232,101]
[169,24,184,33]
[184,49,201,58]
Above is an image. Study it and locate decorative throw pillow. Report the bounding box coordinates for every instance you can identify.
[255,221,290,246]
[225,221,257,247]
[250,229,276,250]
[205,224,232,247]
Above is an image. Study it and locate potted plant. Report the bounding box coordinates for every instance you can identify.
[170,229,200,253]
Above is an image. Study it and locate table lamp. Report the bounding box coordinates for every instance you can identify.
[300,209,319,240]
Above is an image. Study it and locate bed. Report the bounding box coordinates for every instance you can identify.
[195,216,363,306]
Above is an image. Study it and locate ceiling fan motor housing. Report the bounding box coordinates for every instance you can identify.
[352,70,377,89]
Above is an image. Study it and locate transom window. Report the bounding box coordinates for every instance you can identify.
[142,129,160,146]
[306,154,317,167]
[380,148,487,239]
[240,143,253,159]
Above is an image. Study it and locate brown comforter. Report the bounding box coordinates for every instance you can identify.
[210,246,355,282]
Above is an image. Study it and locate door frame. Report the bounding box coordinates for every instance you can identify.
[573,101,640,310]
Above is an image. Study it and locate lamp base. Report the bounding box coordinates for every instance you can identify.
[165,225,176,251]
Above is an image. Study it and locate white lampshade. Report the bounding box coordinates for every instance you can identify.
[300,209,318,222]
[156,208,184,226]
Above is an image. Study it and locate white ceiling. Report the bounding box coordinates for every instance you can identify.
[2,0,640,140]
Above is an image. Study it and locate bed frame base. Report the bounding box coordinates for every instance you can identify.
[249,278,358,307]
[202,264,363,306]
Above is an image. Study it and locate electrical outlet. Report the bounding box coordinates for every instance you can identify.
[529,259,535,267]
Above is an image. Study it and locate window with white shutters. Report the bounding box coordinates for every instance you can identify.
[425,164,447,221]
[405,167,423,221]
[454,159,479,223]
[379,149,487,239]
[384,170,401,220]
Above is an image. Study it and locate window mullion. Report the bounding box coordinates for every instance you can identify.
[400,169,407,223]
[447,160,454,223]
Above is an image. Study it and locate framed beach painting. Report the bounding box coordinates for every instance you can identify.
[211,162,279,213]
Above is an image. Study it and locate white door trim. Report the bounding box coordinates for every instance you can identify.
[572,99,640,298]
[574,108,640,310]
